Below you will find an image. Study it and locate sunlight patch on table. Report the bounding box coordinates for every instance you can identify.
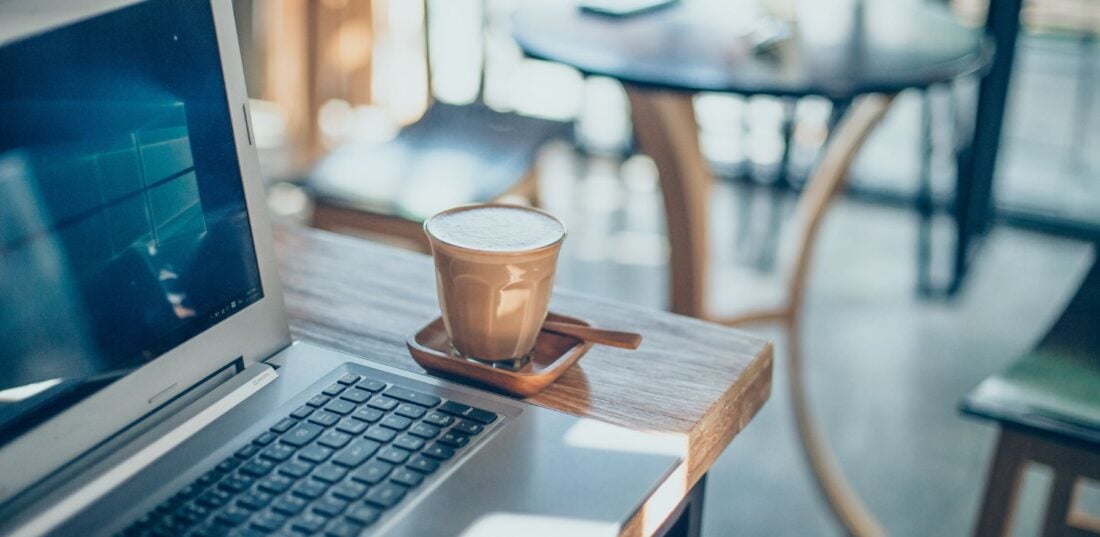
[457,513,619,537]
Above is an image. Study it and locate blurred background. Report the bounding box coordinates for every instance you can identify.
[229,0,1098,535]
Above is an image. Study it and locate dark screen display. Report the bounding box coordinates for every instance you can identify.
[0,0,263,445]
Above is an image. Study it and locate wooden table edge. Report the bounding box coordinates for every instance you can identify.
[620,341,775,537]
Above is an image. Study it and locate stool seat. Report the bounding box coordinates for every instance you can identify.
[962,352,1100,446]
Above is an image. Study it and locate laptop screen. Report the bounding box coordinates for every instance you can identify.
[0,0,263,447]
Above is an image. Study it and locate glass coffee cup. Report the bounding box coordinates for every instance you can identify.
[424,204,566,367]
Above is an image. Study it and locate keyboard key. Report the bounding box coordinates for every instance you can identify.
[339,389,371,405]
[325,400,356,416]
[260,444,295,462]
[379,415,412,431]
[422,443,455,460]
[356,379,387,393]
[394,403,427,420]
[229,528,263,537]
[290,513,327,534]
[240,459,276,478]
[377,446,411,465]
[257,474,294,495]
[197,489,232,508]
[344,505,381,526]
[331,481,368,501]
[235,444,260,460]
[317,430,352,450]
[313,496,349,518]
[278,460,313,479]
[453,420,484,436]
[406,455,439,474]
[180,503,210,522]
[271,495,308,516]
[332,439,380,468]
[216,506,251,526]
[337,373,361,386]
[237,491,274,511]
[350,461,393,485]
[290,405,314,420]
[351,407,384,423]
[437,431,469,448]
[366,397,399,412]
[436,401,471,417]
[308,411,340,428]
[218,474,254,493]
[216,457,241,473]
[291,480,328,500]
[422,412,454,428]
[307,395,331,408]
[464,408,498,425]
[325,519,362,537]
[249,510,286,532]
[390,468,424,488]
[270,417,297,434]
[438,401,497,424]
[178,485,201,500]
[364,483,407,508]
[383,387,442,408]
[299,445,334,464]
[335,418,368,436]
[281,423,323,447]
[313,463,348,484]
[393,434,425,452]
[322,383,345,397]
[252,432,279,447]
[364,425,397,443]
[408,422,441,439]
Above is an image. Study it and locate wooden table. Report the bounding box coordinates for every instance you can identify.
[273,224,774,536]
[511,1,989,316]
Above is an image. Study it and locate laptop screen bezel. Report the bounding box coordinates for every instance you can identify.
[0,0,291,506]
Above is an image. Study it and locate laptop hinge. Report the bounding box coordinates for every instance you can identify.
[10,364,279,537]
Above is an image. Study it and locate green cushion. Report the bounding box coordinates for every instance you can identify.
[963,352,1100,444]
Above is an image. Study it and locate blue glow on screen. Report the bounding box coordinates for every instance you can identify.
[0,0,262,442]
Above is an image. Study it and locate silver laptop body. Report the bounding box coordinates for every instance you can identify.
[0,1,680,535]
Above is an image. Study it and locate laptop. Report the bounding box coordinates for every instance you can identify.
[0,0,681,535]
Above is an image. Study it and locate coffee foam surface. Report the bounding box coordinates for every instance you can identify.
[427,206,565,252]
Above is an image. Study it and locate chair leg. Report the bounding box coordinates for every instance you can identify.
[1042,471,1077,537]
[974,428,1030,537]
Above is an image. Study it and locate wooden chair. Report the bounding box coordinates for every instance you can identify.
[961,254,1100,537]
[713,94,898,537]
[305,3,571,251]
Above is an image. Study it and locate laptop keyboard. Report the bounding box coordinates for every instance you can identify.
[120,372,499,537]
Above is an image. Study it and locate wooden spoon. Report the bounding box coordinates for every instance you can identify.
[541,320,643,350]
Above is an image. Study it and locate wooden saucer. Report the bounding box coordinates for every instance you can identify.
[407,312,594,397]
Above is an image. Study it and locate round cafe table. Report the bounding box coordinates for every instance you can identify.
[512,2,989,535]
[512,0,989,317]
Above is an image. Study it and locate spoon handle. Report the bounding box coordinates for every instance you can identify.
[541,321,643,350]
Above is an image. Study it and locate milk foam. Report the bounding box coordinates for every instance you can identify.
[426,206,565,252]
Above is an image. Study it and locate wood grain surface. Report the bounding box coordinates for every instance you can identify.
[274,224,773,535]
